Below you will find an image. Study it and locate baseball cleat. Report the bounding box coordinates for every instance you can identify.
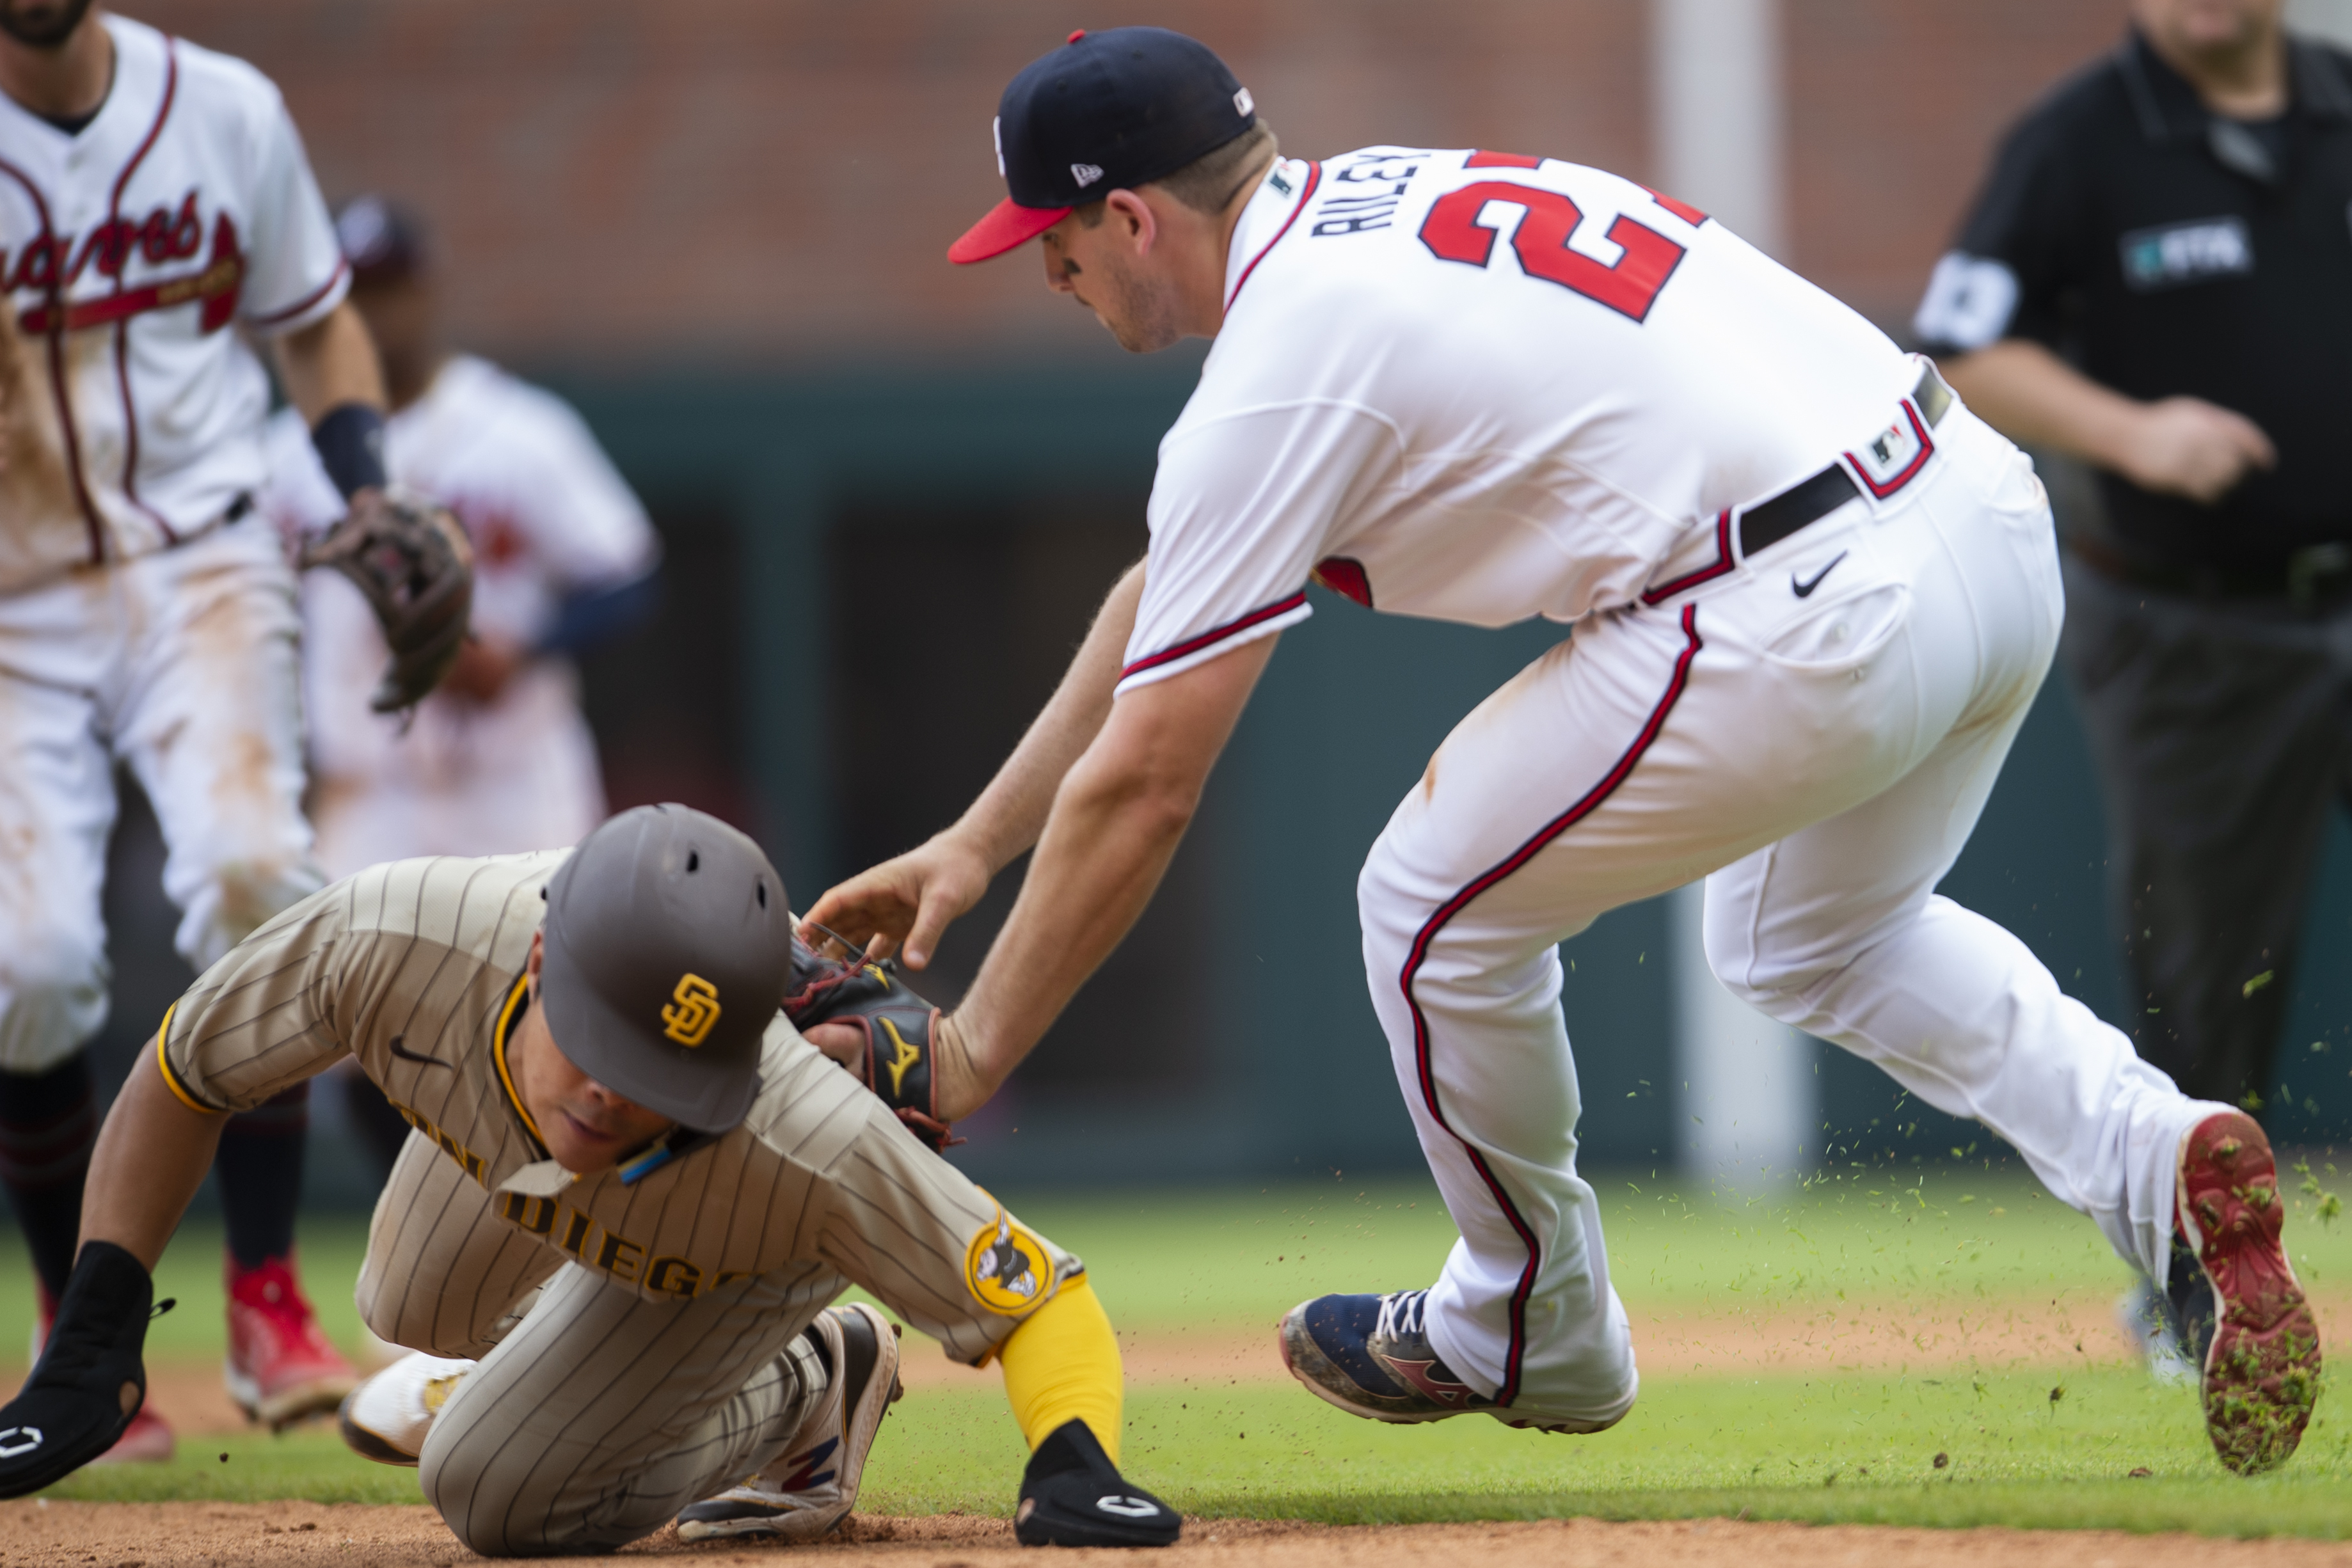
[88,1405,175,1465]
[1280,1290,1491,1424]
[1280,1289,1617,1436]
[337,1351,475,1466]
[2177,1111,2323,1474]
[2115,1271,2201,1389]
[225,1255,360,1430]
[676,1302,903,1542]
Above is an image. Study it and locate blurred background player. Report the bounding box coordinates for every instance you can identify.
[0,0,395,1456]
[1916,0,2352,1377]
[260,194,660,1181]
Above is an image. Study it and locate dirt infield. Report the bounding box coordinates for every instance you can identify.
[2,1505,2348,1568]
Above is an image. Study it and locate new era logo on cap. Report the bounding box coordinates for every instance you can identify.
[948,26,1257,264]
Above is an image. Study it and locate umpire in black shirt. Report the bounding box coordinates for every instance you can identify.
[1917,0,2352,1120]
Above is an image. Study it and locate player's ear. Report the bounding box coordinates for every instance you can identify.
[525,930,544,992]
[1106,189,1156,254]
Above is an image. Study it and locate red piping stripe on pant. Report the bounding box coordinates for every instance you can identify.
[1394,602,1704,1406]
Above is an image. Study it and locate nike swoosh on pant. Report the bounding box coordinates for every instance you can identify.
[1792,551,1848,598]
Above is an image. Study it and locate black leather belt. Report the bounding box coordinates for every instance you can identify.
[1738,364,1955,560]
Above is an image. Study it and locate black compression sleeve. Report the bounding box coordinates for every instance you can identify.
[311,402,389,499]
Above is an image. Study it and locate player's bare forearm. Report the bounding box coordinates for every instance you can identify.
[1940,338,2274,502]
[943,633,1275,1113]
[271,299,388,424]
[806,559,1147,968]
[1941,340,2145,464]
[79,1045,230,1272]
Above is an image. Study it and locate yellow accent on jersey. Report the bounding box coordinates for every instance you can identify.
[153,1001,223,1114]
[881,1017,923,1097]
[491,975,549,1155]
[997,1275,1122,1464]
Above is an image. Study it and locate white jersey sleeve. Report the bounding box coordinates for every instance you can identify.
[215,60,346,336]
[1118,401,1399,694]
[488,378,658,592]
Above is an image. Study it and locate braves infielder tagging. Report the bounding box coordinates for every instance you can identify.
[0,0,451,1448]
[0,804,1180,1553]
[808,27,2321,1474]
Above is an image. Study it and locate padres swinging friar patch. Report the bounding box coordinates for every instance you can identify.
[964,1207,1055,1315]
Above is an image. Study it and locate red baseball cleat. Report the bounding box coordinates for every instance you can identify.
[225,1255,359,1431]
[90,1405,175,1464]
[2177,1111,2324,1474]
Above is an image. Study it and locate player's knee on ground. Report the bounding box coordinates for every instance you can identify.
[0,932,110,1075]
[419,1428,663,1558]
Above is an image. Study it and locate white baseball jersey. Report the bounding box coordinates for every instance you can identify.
[0,14,346,594]
[262,355,658,873]
[1117,147,1921,693]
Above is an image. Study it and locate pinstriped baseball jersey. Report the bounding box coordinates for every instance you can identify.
[159,850,1079,1365]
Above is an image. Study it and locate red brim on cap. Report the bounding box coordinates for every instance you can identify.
[948,196,1073,264]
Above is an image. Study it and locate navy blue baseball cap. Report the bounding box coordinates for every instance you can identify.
[948,26,1257,264]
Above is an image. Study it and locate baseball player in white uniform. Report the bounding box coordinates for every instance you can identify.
[262,196,660,883]
[0,0,427,1453]
[810,27,2323,1475]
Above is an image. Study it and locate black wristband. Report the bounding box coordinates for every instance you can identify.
[311,402,389,499]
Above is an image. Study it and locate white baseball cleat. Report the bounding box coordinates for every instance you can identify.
[676,1303,903,1542]
[336,1351,475,1466]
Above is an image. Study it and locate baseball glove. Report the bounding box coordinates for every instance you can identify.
[299,487,474,713]
[785,930,959,1153]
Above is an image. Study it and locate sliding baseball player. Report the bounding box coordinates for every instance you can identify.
[0,805,1179,1553]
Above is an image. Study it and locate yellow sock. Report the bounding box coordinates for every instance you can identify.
[997,1276,1124,1464]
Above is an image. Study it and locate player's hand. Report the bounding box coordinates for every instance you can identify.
[438,632,528,704]
[801,832,992,971]
[2117,397,2276,505]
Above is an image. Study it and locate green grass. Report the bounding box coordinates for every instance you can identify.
[15,1164,2352,1531]
[980,1163,2352,1332]
[853,1366,2352,1537]
[37,1429,422,1505]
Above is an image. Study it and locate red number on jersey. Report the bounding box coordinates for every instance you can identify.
[1418,180,1687,324]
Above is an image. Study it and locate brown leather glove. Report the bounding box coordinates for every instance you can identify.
[299,487,474,712]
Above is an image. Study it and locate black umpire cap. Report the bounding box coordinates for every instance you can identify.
[948,26,1257,264]
[539,804,790,1133]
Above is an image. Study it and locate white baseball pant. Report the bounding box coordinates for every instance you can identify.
[1356,400,2219,1425]
[0,514,319,1071]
